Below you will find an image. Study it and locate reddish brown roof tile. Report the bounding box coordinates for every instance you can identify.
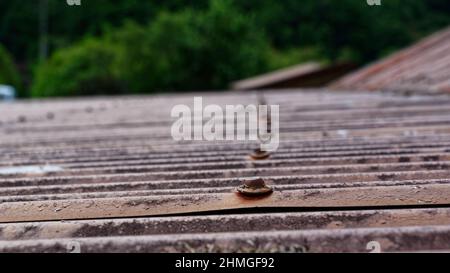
[331,26,450,93]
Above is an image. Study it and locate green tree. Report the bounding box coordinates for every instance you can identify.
[0,44,22,95]
[111,0,270,93]
[234,0,450,63]
[31,38,125,97]
[0,0,208,63]
[31,0,270,97]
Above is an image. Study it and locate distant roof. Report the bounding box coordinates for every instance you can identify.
[232,62,355,90]
[2,89,450,252]
[232,63,321,90]
[331,26,450,93]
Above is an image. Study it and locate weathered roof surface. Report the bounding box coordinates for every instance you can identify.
[331,26,450,93]
[231,62,355,90]
[1,89,450,252]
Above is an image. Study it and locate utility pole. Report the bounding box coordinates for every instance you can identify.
[39,0,49,62]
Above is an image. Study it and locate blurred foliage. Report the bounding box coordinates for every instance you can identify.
[0,0,449,97]
[32,38,124,97]
[33,0,270,95]
[0,44,22,95]
[267,47,328,70]
[236,0,450,62]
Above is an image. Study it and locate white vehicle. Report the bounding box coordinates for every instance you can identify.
[0,84,15,101]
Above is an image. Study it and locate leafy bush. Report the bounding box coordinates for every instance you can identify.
[0,44,22,95]
[32,0,270,97]
[109,0,270,93]
[31,38,125,97]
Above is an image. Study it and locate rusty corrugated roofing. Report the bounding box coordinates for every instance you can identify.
[1,89,450,252]
[331,26,450,93]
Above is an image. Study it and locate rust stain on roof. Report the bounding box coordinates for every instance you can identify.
[1,89,450,252]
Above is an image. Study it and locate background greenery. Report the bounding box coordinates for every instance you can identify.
[1,0,449,97]
[0,44,22,96]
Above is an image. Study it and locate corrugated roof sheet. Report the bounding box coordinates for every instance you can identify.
[1,89,450,252]
[331,26,450,93]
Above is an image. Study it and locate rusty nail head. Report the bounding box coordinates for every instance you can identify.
[236,178,273,197]
[250,149,270,160]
